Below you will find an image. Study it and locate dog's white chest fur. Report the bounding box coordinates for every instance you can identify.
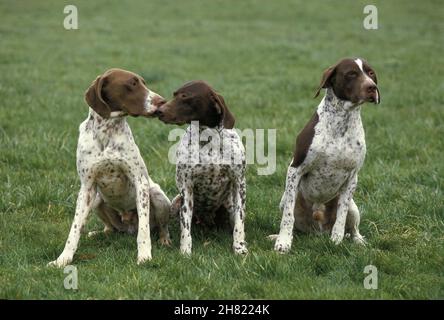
[300,94,366,204]
[176,125,245,213]
[76,112,146,212]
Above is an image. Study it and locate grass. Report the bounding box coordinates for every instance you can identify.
[0,0,443,299]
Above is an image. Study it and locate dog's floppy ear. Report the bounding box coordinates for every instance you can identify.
[314,64,337,98]
[212,92,235,129]
[84,75,111,118]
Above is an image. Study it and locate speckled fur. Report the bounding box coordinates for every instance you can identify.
[274,88,367,253]
[48,109,171,267]
[174,123,248,255]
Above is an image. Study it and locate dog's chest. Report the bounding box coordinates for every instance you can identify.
[183,164,233,211]
[77,116,144,211]
[176,126,245,213]
[300,107,366,203]
[314,124,366,170]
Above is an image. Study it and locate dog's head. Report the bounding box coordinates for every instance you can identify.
[84,68,166,118]
[154,80,235,129]
[315,58,380,105]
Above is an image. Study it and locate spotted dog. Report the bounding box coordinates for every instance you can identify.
[272,58,380,253]
[48,68,171,267]
[154,81,248,255]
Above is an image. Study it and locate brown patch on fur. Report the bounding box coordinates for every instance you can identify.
[291,112,319,168]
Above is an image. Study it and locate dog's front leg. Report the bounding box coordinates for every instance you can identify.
[274,165,303,253]
[179,185,194,256]
[135,175,152,264]
[231,176,248,255]
[330,173,358,245]
[48,183,96,267]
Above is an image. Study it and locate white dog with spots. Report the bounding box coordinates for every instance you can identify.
[273,58,380,253]
[154,80,248,255]
[48,69,171,267]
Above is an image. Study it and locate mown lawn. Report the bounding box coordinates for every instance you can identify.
[0,0,443,299]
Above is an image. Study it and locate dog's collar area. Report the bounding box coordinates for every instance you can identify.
[88,109,128,123]
[108,111,128,118]
[324,89,360,111]
[189,122,225,133]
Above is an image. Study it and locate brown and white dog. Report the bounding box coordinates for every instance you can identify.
[48,68,171,267]
[272,58,380,253]
[154,81,248,255]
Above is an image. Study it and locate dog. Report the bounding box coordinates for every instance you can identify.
[88,205,139,236]
[272,58,380,253]
[48,68,171,267]
[154,80,248,255]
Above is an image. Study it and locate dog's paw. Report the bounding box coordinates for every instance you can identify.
[267,234,279,242]
[87,230,101,238]
[233,242,248,255]
[352,233,367,246]
[180,246,192,256]
[47,255,72,268]
[159,236,172,247]
[274,237,292,254]
[330,223,346,245]
[330,230,344,245]
[137,253,152,265]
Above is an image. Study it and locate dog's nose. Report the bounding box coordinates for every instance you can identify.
[366,84,377,94]
[153,109,163,117]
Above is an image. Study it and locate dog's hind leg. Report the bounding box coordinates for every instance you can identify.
[170,194,183,219]
[346,199,366,245]
[149,184,172,246]
[88,200,125,237]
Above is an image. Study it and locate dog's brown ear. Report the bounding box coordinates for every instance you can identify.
[84,75,111,118]
[212,92,235,129]
[314,64,337,98]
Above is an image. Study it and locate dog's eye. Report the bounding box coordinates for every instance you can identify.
[346,71,358,78]
[367,70,375,77]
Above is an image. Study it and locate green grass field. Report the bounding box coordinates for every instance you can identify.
[0,0,443,299]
